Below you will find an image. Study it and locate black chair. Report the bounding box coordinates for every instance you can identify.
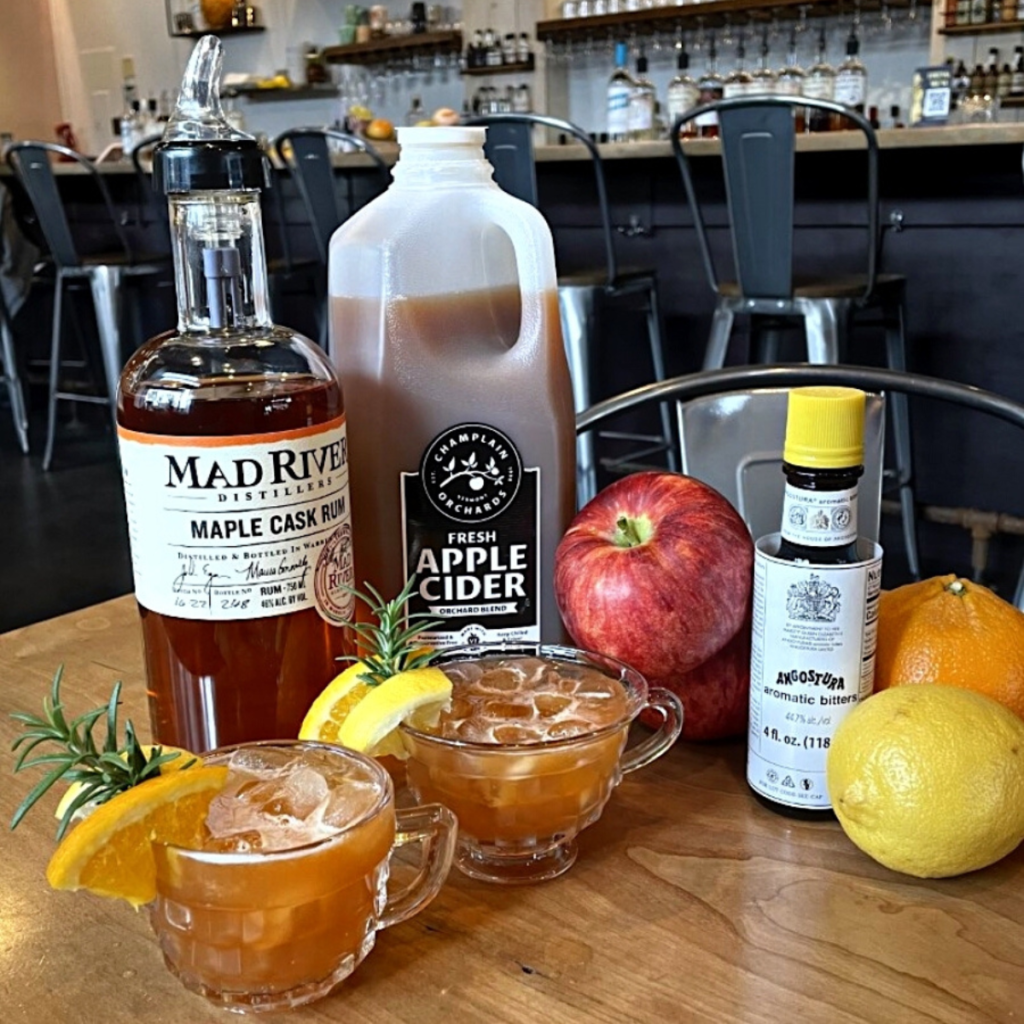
[577,364,1024,610]
[272,128,390,265]
[5,141,168,469]
[670,96,917,578]
[0,278,28,454]
[464,112,675,506]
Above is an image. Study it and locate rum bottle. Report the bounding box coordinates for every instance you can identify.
[117,37,355,752]
[607,42,634,142]
[747,387,883,816]
[666,47,700,136]
[804,29,837,132]
[696,36,725,138]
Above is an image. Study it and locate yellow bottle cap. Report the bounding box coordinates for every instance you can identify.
[783,386,866,469]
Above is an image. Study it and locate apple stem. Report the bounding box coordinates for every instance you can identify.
[614,515,651,549]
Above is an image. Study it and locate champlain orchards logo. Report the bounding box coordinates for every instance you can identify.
[420,423,522,524]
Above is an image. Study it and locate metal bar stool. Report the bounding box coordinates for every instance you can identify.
[5,142,168,469]
[670,96,919,579]
[465,112,675,507]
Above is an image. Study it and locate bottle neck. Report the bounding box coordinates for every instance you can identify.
[391,137,494,190]
[779,463,863,550]
[168,191,271,334]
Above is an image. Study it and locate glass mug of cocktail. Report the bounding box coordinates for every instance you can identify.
[399,644,684,884]
[149,741,456,1012]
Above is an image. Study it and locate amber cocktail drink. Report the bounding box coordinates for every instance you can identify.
[149,741,455,1012]
[401,644,683,883]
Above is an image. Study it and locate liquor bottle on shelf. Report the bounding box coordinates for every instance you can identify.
[696,35,725,139]
[969,62,985,98]
[804,29,837,132]
[749,34,777,96]
[776,30,806,132]
[969,0,988,23]
[666,46,700,136]
[517,32,532,64]
[468,29,484,69]
[607,41,634,143]
[117,37,355,751]
[628,49,656,141]
[747,387,882,819]
[834,29,868,112]
[723,40,753,99]
[119,100,144,156]
[1011,47,1024,97]
[984,48,1000,97]
[485,28,502,67]
[1002,0,1016,21]
[502,33,516,65]
[513,83,532,113]
[121,56,139,112]
[998,60,1013,99]
[406,94,424,126]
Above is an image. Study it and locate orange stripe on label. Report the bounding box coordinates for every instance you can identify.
[116,415,346,448]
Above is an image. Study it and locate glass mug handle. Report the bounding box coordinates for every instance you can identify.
[621,687,684,775]
[379,803,458,930]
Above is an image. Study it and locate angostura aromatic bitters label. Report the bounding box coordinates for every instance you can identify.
[401,422,540,645]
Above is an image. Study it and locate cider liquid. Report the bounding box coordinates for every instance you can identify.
[118,375,354,752]
[330,286,576,642]
[152,788,394,1004]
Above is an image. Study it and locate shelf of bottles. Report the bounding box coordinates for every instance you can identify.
[939,0,1024,32]
[463,55,536,76]
[322,30,463,66]
[537,0,931,39]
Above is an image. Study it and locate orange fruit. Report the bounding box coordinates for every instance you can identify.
[875,574,1024,720]
[46,766,229,908]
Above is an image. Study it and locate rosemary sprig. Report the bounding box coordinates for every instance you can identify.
[339,577,441,687]
[10,666,192,841]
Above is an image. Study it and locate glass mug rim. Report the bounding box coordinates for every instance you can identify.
[154,739,394,863]
[399,641,651,752]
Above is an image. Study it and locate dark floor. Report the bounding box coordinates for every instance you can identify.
[0,404,133,633]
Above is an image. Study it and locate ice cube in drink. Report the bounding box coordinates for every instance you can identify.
[401,650,643,883]
[149,744,394,1012]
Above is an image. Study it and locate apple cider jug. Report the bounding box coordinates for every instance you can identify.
[329,127,576,643]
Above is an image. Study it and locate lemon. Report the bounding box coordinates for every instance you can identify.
[298,662,377,745]
[54,744,200,823]
[300,663,451,760]
[827,685,1024,878]
[46,766,229,907]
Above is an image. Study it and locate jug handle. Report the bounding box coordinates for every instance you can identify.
[476,190,558,357]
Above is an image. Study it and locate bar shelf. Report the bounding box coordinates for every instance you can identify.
[536,0,932,39]
[323,31,463,66]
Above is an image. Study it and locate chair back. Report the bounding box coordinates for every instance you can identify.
[670,97,879,302]
[464,112,619,288]
[577,364,1024,610]
[5,141,136,269]
[273,128,389,264]
[678,388,885,542]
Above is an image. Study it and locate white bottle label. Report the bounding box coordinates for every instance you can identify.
[627,91,654,134]
[834,70,866,107]
[401,422,541,646]
[608,83,631,136]
[804,75,834,101]
[723,80,749,100]
[747,535,883,810]
[780,483,858,547]
[667,82,700,121]
[117,417,354,624]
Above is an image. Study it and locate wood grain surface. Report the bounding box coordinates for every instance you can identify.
[1,597,1022,1023]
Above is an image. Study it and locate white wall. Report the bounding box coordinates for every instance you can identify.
[0,0,63,141]
[43,0,1024,154]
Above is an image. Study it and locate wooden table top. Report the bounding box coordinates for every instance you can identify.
[2,596,1022,1024]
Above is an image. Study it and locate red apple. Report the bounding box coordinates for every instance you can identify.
[642,616,751,741]
[554,470,753,689]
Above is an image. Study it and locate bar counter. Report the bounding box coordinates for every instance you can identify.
[1,597,1022,1024]
[9,122,1024,175]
